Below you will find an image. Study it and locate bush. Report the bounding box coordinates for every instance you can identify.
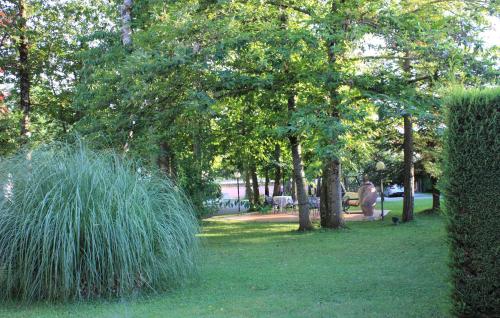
[0,143,199,301]
[443,87,500,316]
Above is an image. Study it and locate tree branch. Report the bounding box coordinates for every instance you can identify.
[347,55,415,61]
[265,0,312,16]
[0,32,8,48]
[407,70,439,84]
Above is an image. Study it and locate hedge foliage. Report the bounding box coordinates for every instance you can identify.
[443,87,500,317]
[0,143,199,302]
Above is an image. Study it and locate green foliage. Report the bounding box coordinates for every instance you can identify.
[443,87,500,316]
[0,143,199,302]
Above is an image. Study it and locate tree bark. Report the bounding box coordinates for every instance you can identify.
[250,163,260,206]
[272,144,282,196]
[18,0,30,138]
[121,0,133,48]
[402,114,415,222]
[288,95,312,231]
[320,159,345,228]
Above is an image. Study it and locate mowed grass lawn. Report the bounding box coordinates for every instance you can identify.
[0,198,451,318]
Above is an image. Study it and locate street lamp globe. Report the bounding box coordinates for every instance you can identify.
[234,171,241,179]
[376,161,386,171]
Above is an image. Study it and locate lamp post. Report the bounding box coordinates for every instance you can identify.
[376,161,386,220]
[234,171,241,213]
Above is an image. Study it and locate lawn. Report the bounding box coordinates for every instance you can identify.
[0,198,451,318]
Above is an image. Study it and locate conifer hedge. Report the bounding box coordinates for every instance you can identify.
[443,87,500,317]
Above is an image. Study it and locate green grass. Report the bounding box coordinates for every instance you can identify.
[0,198,451,317]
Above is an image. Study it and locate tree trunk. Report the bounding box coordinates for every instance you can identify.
[264,168,270,197]
[250,163,260,206]
[18,0,30,138]
[316,178,321,197]
[272,144,281,196]
[193,125,202,179]
[158,141,176,179]
[121,0,133,48]
[402,114,415,222]
[320,159,345,228]
[245,168,253,203]
[291,177,297,201]
[431,177,440,212]
[288,95,312,231]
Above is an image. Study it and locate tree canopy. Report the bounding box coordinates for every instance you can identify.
[0,0,498,221]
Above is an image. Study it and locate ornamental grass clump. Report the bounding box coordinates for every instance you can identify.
[0,143,199,302]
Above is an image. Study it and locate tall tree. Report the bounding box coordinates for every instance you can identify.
[121,0,132,48]
[402,114,414,221]
[401,54,414,222]
[279,9,312,231]
[288,94,312,231]
[18,0,30,138]
[319,0,351,229]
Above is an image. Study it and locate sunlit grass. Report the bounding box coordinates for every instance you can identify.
[0,197,450,317]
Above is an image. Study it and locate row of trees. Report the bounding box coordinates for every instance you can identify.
[1,0,498,229]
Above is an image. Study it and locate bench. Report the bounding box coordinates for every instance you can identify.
[342,191,360,213]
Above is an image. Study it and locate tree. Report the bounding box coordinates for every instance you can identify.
[354,0,498,222]
[121,0,132,48]
[18,0,30,138]
[402,114,414,221]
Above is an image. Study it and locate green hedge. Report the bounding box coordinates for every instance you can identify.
[443,87,500,317]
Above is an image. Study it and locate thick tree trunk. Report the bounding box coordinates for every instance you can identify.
[291,177,297,201]
[288,95,312,231]
[18,0,30,138]
[121,0,133,48]
[250,163,260,206]
[431,177,440,212]
[320,159,345,228]
[402,114,415,222]
[272,144,282,196]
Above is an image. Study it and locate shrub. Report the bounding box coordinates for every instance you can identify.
[443,87,500,316]
[0,143,199,302]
